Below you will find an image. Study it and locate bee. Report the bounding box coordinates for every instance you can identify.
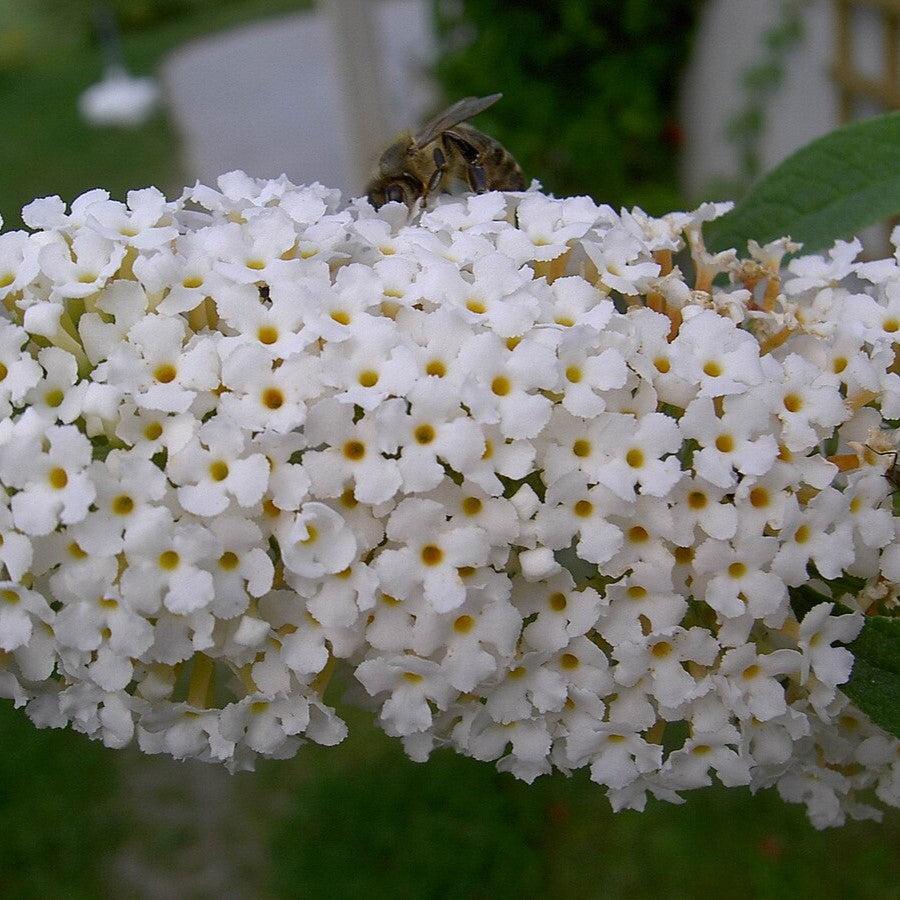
[366,93,526,208]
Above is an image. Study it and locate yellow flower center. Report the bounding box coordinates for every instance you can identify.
[574,499,593,518]
[420,544,444,566]
[491,375,511,396]
[257,325,278,345]
[626,448,644,468]
[154,363,177,384]
[111,494,134,515]
[343,440,366,461]
[158,550,180,570]
[262,387,284,410]
[572,439,591,458]
[549,592,567,611]
[44,389,65,408]
[462,496,482,516]
[628,525,649,543]
[687,490,707,510]
[209,460,230,481]
[715,433,735,453]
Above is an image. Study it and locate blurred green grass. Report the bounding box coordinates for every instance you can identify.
[0,702,121,899]
[259,707,900,900]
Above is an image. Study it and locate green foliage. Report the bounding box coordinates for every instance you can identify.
[431,0,703,213]
[706,112,900,253]
[843,617,900,739]
[0,703,122,898]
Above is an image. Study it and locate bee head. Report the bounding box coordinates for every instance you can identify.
[366,173,421,209]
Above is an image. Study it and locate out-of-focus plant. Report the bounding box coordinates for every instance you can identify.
[431,0,704,213]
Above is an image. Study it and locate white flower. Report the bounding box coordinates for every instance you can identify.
[278,502,357,579]
[121,508,217,614]
[1,418,95,536]
[0,322,42,416]
[0,230,39,300]
[355,655,455,736]
[591,411,683,501]
[798,602,863,688]
[39,230,125,298]
[459,332,557,439]
[0,176,896,826]
[716,644,801,721]
[769,354,850,452]
[88,187,177,250]
[566,722,663,790]
[219,343,318,434]
[375,498,488,613]
[693,535,787,621]
[0,582,53,653]
[671,310,763,396]
[583,228,660,295]
[681,395,779,489]
[533,472,623,565]
[772,490,855,586]
[614,626,718,708]
[168,418,269,516]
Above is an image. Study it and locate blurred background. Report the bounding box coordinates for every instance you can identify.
[1,1,899,896]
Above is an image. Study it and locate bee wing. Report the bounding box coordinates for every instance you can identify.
[412,94,502,149]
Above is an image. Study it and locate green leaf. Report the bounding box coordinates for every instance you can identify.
[843,616,900,738]
[841,658,900,739]
[706,112,900,254]
[849,616,900,676]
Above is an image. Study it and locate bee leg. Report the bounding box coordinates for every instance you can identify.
[423,147,446,202]
[467,162,488,193]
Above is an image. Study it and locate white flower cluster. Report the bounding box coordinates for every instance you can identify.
[0,174,897,828]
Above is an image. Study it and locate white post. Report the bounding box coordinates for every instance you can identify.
[323,0,393,193]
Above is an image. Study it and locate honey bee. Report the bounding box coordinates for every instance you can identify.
[366,93,526,208]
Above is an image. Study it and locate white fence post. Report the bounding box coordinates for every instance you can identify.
[323,0,393,192]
